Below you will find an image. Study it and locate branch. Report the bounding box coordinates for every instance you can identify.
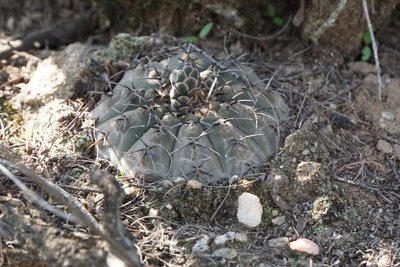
[362,0,383,101]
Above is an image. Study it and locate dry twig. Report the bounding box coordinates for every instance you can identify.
[90,169,143,267]
[0,146,142,267]
[362,0,383,101]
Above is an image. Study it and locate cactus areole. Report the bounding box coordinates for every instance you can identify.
[93,44,288,184]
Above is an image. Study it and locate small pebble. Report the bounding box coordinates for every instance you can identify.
[234,232,248,242]
[289,238,320,255]
[165,204,172,210]
[123,186,136,196]
[214,231,235,245]
[271,209,279,217]
[377,254,392,267]
[376,139,393,154]
[187,179,202,189]
[212,248,238,260]
[192,235,210,253]
[148,208,158,217]
[271,215,286,226]
[237,192,263,227]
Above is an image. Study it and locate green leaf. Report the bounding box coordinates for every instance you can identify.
[198,22,213,39]
[363,31,371,45]
[267,4,277,17]
[184,35,199,43]
[273,17,284,27]
[361,46,372,61]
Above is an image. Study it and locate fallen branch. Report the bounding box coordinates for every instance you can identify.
[362,0,383,101]
[90,169,143,267]
[0,146,142,267]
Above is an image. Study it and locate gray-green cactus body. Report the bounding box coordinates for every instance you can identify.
[93,44,288,183]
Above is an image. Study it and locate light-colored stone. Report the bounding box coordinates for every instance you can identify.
[192,235,210,253]
[212,248,238,260]
[289,238,320,255]
[234,233,248,243]
[237,192,263,227]
[377,254,392,267]
[271,215,286,226]
[347,61,376,75]
[271,209,279,217]
[15,43,93,107]
[214,232,235,245]
[376,139,393,154]
[187,179,202,189]
[148,208,158,217]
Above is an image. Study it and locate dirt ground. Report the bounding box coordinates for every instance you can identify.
[1,3,400,267]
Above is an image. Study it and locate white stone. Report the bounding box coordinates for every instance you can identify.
[123,186,136,196]
[289,238,320,255]
[214,231,236,245]
[165,204,172,210]
[271,215,286,226]
[192,235,210,253]
[106,252,126,267]
[212,248,238,260]
[237,192,263,227]
[377,254,392,267]
[148,208,158,217]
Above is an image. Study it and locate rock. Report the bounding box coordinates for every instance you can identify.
[271,215,286,226]
[271,210,279,217]
[347,61,376,75]
[187,179,202,189]
[234,233,248,243]
[214,232,236,245]
[106,253,126,267]
[289,238,320,255]
[237,192,263,227]
[267,237,289,248]
[355,79,400,135]
[15,43,93,107]
[212,248,238,260]
[376,139,393,154]
[192,235,210,253]
[376,254,392,267]
[148,208,158,217]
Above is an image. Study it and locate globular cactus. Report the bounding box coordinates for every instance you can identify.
[93,44,288,184]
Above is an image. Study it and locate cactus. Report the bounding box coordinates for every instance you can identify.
[93,44,288,184]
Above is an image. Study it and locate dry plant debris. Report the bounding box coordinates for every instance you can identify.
[0,23,399,267]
